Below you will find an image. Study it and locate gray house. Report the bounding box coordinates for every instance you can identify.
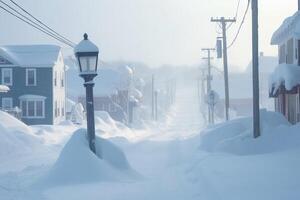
[0,45,66,125]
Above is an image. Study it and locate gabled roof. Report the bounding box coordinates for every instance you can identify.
[0,44,61,67]
[271,11,300,45]
[246,55,277,74]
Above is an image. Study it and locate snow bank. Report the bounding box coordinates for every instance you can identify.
[199,110,295,155]
[36,129,139,187]
[0,111,40,158]
[269,64,300,95]
[94,111,131,137]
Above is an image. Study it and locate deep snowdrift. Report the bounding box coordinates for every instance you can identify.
[199,109,294,155]
[36,129,140,187]
[0,111,41,158]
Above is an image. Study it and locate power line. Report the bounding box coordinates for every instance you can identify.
[227,0,250,49]
[0,5,73,47]
[8,0,75,46]
[227,0,242,30]
[0,1,74,47]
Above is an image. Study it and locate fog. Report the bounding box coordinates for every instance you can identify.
[0,0,296,69]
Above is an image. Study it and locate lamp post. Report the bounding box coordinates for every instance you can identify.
[74,33,99,154]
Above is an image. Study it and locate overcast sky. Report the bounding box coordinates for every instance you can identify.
[0,0,297,70]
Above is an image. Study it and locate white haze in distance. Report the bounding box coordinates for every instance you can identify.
[0,0,296,70]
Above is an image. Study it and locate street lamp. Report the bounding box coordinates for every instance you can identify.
[74,33,99,155]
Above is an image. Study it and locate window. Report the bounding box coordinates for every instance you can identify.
[61,72,64,87]
[279,44,286,64]
[55,101,58,117]
[54,71,57,87]
[58,101,60,116]
[19,95,45,118]
[62,102,65,117]
[2,98,12,110]
[109,104,117,112]
[287,39,294,64]
[28,101,35,116]
[36,101,43,117]
[2,68,12,85]
[26,69,36,86]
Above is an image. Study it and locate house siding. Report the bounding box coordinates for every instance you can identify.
[0,67,53,125]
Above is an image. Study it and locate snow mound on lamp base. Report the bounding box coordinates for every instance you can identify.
[36,129,140,187]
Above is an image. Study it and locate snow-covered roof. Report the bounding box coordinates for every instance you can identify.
[0,85,9,93]
[119,65,133,77]
[269,64,300,95]
[131,88,143,99]
[0,45,61,67]
[246,55,277,74]
[74,34,99,54]
[271,11,300,45]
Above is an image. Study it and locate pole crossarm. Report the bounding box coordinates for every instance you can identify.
[211,17,236,23]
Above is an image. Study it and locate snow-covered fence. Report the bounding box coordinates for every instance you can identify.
[0,107,22,120]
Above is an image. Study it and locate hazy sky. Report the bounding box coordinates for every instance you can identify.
[0,0,297,70]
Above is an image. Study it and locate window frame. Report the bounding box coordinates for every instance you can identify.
[20,99,45,119]
[2,68,12,86]
[26,68,37,86]
[2,97,13,110]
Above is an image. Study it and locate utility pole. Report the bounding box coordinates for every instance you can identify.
[155,90,158,121]
[151,74,155,120]
[199,68,207,123]
[202,48,215,124]
[252,0,260,138]
[211,17,236,121]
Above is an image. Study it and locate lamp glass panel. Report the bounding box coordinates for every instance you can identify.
[79,56,97,73]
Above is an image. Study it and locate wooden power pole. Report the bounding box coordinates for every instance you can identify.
[202,48,215,124]
[252,0,260,138]
[211,17,236,121]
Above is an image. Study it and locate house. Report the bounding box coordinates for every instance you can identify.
[77,66,137,123]
[269,7,300,124]
[0,45,66,125]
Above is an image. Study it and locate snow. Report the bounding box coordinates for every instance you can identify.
[269,63,300,95]
[119,65,133,77]
[0,45,61,67]
[271,11,300,45]
[199,109,291,155]
[66,98,75,113]
[131,88,143,99]
[1,82,300,199]
[36,129,138,187]
[74,36,99,53]
[70,103,85,124]
[0,85,9,93]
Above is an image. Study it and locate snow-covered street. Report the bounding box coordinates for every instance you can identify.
[1,79,300,200]
[0,81,206,200]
